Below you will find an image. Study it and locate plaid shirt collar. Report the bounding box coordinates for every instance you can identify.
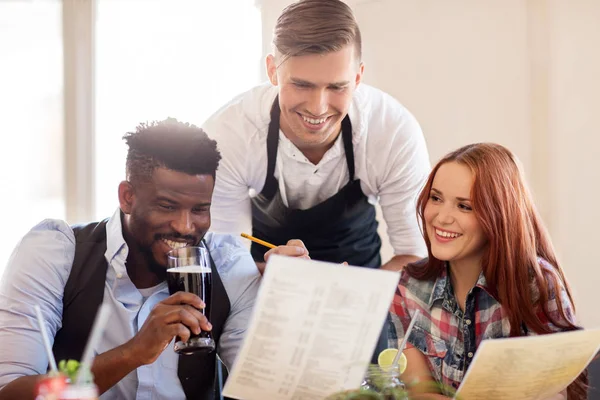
[427,263,498,309]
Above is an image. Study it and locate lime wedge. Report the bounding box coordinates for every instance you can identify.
[377,348,407,374]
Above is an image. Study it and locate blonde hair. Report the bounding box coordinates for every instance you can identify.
[273,0,362,61]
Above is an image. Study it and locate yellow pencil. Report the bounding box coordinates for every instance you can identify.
[240,233,277,249]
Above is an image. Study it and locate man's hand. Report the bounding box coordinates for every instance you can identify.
[256,239,310,274]
[264,239,310,262]
[127,292,212,365]
[0,292,213,399]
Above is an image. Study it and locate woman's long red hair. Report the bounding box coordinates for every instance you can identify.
[406,143,587,399]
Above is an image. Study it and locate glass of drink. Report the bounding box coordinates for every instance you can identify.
[35,373,68,399]
[166,245,215,354]
[35,376,99,400]
[360,364,407,399]
[59,384,99,400]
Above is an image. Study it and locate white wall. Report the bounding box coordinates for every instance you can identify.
[258,0,600,327]
[546,0,600,328]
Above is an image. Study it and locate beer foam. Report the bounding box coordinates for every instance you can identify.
[167,265,212,274]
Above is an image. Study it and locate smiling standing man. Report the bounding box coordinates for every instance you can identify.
[0,119,261,400]
[202,0,430,273]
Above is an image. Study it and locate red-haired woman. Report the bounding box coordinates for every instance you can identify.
[390,143,587,399]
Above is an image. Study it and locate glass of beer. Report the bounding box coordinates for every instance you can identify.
[166,245,215,354]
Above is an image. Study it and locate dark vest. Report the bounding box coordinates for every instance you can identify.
[52,220,231,400]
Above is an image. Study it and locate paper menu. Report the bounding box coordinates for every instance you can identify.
[455,328,600,400]
[222,255,400,400]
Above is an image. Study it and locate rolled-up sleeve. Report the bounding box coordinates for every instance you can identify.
[0,219,74,389]
[202,111,260,237]
[536,277,578,332]
[530,259,579,333]
[374,107,430,259]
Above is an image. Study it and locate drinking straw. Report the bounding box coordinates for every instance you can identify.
[217,355,225,400]
[392,309,421,368]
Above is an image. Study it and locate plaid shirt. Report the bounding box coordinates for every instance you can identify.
[388,258,576,392]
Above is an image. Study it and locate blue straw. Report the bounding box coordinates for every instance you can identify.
[217,355,224,400]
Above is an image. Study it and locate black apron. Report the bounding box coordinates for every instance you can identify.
[250,98,388,363]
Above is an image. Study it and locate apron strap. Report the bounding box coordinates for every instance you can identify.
[263,97,357,197]
[340,114,355,181]
[260,96,281,199]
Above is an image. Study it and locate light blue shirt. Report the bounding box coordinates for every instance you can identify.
[0,209,261,399]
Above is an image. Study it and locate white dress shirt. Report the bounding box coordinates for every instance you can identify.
[0,209,261,399]
[202,82,430,257]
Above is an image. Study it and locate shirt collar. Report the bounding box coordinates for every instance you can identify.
[278,129,344,166]
[427,263,498,308]
[428,265,449,307]
[105,208,128,270]
[474,271,498,301]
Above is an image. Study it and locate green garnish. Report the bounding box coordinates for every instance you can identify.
[58,359,80,382]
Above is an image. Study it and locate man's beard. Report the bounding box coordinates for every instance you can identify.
[141,244,167,282]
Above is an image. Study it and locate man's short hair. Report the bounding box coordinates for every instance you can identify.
[273,0,362,61]
[123,118,221,184]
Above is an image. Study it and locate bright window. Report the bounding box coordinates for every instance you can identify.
[0,2,65,271]
[95,0,263,219]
